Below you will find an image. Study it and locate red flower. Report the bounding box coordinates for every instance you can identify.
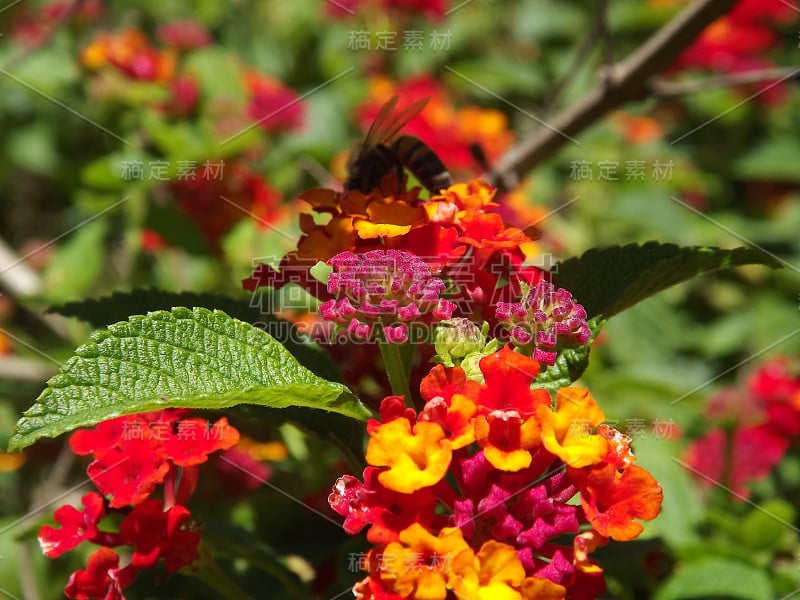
[87,438,170,508]
[167,75,200,117]
[685,424,789,498]
[327,0,447,20]
[80,28,176,83]
[749,358,800,436]
[70,410,240,507]
[64,548,138,600]
[170,163,282,249]
[163,417,240,466]
[119,500,200,572]
[156,20,212,50]
[356,77,514,174]
[384,0,448,20]
[477,346,550,417]
[671,0,798,104]
[244,69,304,133]
[329,466,439,544]
[211,448,273,497]
[39,493,107,558]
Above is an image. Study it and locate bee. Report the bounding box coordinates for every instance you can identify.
[345,95,452,195]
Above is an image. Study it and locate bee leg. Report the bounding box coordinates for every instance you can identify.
[470,142,490,171]
[394,157,404,194]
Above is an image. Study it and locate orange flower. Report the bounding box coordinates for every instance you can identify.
[80,28,175,82]
[294,188,424,260]
[452,540,567,600]
[474,412,541,472]
[420,393,478,450]
[477,346,550,418]
[366,418,452,493]
[354,197,424,239]
[371,524,473,599]
[576,463,663,541]
[433,179,499,212]
[537,388,609,468]
[611,113,664,145]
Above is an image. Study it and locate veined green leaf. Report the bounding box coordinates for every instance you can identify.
[9,307,370,451]
[554,243,782,319]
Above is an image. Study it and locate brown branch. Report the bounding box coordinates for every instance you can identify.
[486,0,739,193]
[651,67,800,97]
[539,0,610,118]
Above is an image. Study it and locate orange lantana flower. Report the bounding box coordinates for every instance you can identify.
[366,418,452,493]
[370,524,473,599]
[576,463,663,541]
[538,387,609,468]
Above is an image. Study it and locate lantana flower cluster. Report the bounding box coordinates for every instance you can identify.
[321,249,456,342]
[77,25,302,251]
[330,346,663,599]
[496,281,592,366]
[670,0,798,104]
[38,409,239,599]
[685,357,800,498]
[245,178,546,326]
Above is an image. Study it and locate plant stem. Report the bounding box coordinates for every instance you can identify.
[379,340,413,405]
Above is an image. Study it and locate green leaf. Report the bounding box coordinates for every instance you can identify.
[48,289,341,382]
[554,242,782,319]
[654,557,772,600]
[143,203,211,255]
[736,500,797,551]
[732,136,800,182]
[533,316,605,392]
[41,219,107,303]
[9,307,370,451]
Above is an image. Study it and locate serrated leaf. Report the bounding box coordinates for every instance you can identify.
[533,316,604,392]
[554,242,781,319]
[50,290,269,328]
[654,557,772,600]
[48,289,341,383]
[9,307,370,452]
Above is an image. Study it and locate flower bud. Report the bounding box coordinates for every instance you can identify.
[434,318,485,361]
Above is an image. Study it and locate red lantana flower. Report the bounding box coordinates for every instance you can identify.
[119,499,200,572]
[70,410,239,508]
[64,548,138,600]
[685,357,800,498]
[39,492,107,558]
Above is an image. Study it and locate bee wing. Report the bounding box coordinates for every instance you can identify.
[362,95,429,148]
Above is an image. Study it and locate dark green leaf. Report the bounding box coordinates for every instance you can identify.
[9,307,370,451]
[554,242,782,319]
[143,203,211,255]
